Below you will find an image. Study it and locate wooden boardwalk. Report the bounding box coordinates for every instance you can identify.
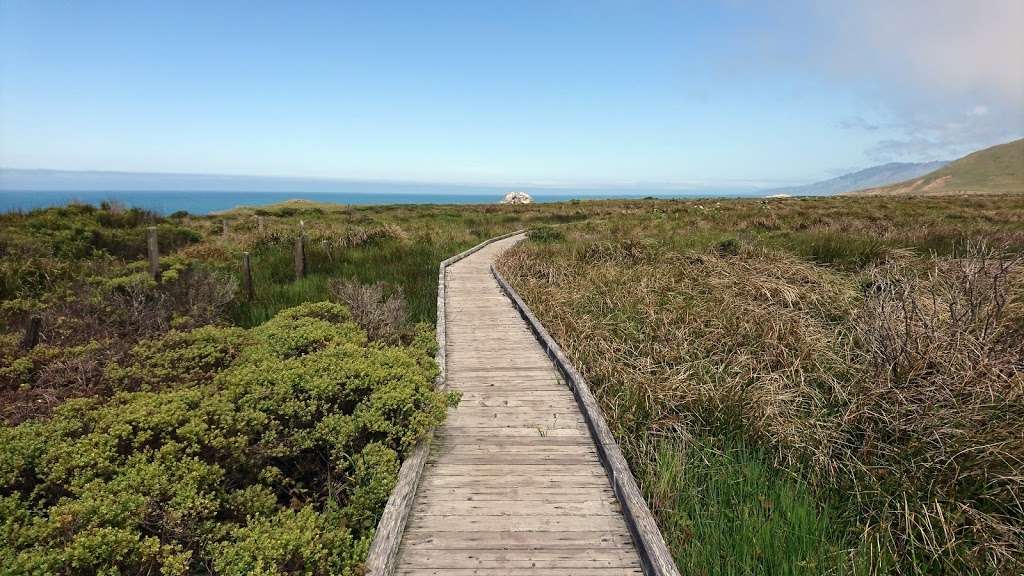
[393,234,644,575]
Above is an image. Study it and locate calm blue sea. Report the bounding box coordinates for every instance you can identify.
[0,188,758,215]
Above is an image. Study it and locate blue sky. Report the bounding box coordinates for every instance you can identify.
[1,1,1021,188]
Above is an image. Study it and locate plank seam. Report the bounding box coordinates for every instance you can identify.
[491,260,682,576]
[363,229,524,576]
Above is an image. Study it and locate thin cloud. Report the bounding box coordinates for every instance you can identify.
[744,0,1024,161]
[838,116,880,131]
[820,0,1023,160]
[812,1,1023,100]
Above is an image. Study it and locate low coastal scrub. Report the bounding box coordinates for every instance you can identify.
[1,302,455,574]
[0,199,573,419]
[1,209,240,422]
[1,258,239,423]
[498,198,1024,574]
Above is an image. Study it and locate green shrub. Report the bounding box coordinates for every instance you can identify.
[716,237,741,256]
[106,325,252,391]
[211,504,365,576]
[0,301,454,575]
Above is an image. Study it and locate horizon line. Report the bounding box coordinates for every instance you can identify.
[0,166,804,192]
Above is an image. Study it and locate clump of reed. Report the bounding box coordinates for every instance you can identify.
[498,229,1024,575]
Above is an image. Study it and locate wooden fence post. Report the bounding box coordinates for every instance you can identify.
[20,315,42,350]
[294,233,306,280]
[222,220,229,235]
[242,252,255,301]
[257,216,264,233]
[147,226,161,282]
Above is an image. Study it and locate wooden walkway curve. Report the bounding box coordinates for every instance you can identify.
[394,234,642,575]
[366,232,679,576]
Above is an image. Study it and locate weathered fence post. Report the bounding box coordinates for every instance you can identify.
[222,220,229,235]
[257,216,264,233]
[294,233,306,280]
[20,315,42,350]
[147,226,161,282]
[242,252,255,301]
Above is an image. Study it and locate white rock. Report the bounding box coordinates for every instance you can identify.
[500,191,534,205]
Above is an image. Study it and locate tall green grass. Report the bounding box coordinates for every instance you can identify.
[643,437,876,575]
[229,238,466,327]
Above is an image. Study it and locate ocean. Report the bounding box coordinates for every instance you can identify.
[0,188,760,215]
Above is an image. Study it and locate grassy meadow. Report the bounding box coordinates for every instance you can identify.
[496,195,1024,575]
[1,194,1022,574]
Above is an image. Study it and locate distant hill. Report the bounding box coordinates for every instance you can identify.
[763,161,949,196]
[850,138,1024,196]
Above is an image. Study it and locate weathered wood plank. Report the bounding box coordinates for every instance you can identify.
[439,426,588,437]
[418,475,613,489]
[424,454,600,466]
[414,487,615,501]
[450,385,569,393]
[413,499,620,517]
[448,378,567,386]
[452,399,580,409]
[406,514,630,532]
[445,414,586,428]
[398,568,642,575]
[446,407,586,418]
[453,399,572,408]
[425,464,606,476]
[430,434,592,446]
[401,530,635,549]
[430,444,597,455]
[398,548,641,569]
[446,363,556,371]
[447,366,555,374]
[454,390,572,399]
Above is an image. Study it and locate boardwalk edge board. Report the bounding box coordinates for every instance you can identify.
[364,230,525,576]
[491,263,681,576]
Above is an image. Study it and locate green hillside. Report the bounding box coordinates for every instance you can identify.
[852,138,1023,195]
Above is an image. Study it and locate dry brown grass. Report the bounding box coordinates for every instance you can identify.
[498,221,1024,574]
